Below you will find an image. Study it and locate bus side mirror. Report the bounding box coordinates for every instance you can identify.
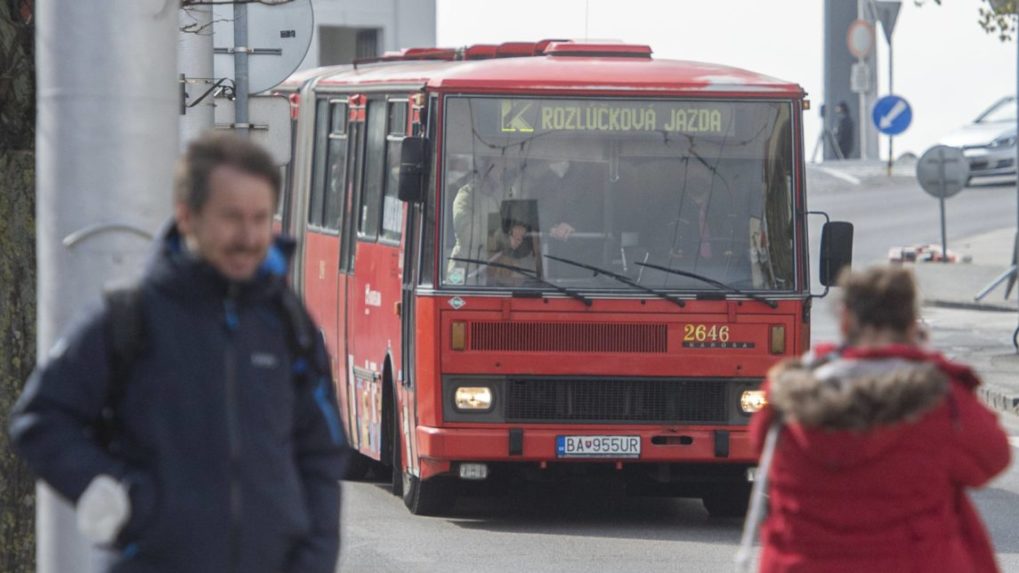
[819,221,853,286]
[398,136,428,203]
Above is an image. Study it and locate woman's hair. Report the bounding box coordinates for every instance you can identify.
[838,266,918,334]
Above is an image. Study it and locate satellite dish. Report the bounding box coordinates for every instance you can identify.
[214,0,314,95]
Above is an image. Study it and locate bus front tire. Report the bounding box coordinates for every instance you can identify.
[403,474,452,516]
[701,483,751,518]
[390,400,404,497]
[344,450,376,481]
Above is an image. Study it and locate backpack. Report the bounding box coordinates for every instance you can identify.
[98,283,318,448]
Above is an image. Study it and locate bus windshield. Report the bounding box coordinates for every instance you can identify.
[440,96,796,293]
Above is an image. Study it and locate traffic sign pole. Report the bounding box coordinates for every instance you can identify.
[938,148,948,264]
[917,145,969,264]
[874,1,902,174]
[887,39,894,176]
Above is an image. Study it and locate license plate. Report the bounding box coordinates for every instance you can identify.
[555,435,641,458]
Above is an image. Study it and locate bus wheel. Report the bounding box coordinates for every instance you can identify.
[344,450,376,481]
[701,483,751,518]
[403,473,452,516]
[390,399,404,498]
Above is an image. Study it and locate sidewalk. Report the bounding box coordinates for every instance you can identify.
[908,227,1019,417]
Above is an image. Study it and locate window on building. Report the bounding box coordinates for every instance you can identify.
[318,26,380,66]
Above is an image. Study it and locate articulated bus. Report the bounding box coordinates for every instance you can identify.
[277,40,852,516]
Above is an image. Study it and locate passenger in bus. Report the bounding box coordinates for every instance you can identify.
[665,160,738,267]
[746,266,1010,573]
[525,160,607,282]
[448,157,515,282]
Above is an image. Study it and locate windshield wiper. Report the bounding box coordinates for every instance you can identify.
[634,261,778,308]
[448,257,592,306]
[543,254,686,308]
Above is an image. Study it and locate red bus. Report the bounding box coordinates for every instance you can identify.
[277,40,852,516]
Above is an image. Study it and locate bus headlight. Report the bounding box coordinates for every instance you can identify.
[454,386,493,411]
[739,390,767,414]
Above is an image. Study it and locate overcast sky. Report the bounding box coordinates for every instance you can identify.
[436,0,1015,160]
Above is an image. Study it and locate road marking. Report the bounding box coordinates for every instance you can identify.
[1009,437,1019,449]
[811,166,861,185]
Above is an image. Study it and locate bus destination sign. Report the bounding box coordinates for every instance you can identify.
[498,99,732,135]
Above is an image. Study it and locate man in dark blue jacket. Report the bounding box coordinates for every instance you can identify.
[9,133,348,573]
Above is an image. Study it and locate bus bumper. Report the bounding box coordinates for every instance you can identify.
[415,425,755,480]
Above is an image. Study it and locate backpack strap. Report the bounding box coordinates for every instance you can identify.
[734,419,782,573]
[277,286,318,375]
[100,284,145,449]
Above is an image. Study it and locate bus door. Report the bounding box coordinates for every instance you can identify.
[346,95,408,459]
[396,95,431,478]
[339,94,366,451]
[303,97,348,410]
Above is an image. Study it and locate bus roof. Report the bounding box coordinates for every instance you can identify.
[281,40,805,98]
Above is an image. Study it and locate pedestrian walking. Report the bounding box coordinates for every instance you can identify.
[833,101,854,160]
[9,133,348,573]
[741,265,1010,572]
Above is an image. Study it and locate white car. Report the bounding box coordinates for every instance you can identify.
[940,96,1016,182]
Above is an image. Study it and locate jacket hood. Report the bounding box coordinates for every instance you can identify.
[145,218,295,302]
[769,350,949,432]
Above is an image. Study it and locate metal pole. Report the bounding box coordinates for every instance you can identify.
[857,0,868,161]
[887,38,894,176]
[939,147,949,263]
[35,1,177,571]
[234,3,250,137]
[179,3,215,149]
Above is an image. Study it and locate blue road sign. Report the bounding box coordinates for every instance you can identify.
[872,95,912,136]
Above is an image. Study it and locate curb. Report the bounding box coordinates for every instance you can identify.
[978,385,1019,418]
[923,299,1017,313]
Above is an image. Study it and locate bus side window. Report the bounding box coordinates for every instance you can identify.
[308,98,330,227]
[323,101,348,231]
[358,99,386,240]
[380,100,407,244]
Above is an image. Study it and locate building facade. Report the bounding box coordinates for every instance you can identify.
[301,0,437,69]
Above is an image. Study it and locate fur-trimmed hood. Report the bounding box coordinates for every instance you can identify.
[769,351,949,431]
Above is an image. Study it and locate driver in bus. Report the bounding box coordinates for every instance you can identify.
[486,219,538,286]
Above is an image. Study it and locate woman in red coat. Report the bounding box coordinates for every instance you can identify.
[749,266,1011,573]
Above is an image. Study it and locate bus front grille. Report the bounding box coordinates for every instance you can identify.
[504,378,727,423]
[470,322,667,353]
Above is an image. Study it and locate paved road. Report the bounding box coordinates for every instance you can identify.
[338,168,1019,572]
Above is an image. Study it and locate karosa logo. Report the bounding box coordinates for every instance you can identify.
[500,100,534,133]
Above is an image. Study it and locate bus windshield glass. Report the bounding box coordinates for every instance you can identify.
[440,96,796,292]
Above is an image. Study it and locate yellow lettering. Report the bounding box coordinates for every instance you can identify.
[535,104,723,133]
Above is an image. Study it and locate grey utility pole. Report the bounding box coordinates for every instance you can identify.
[234,2,250,137]
[35,1,178,571]
[179,3,216,149]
